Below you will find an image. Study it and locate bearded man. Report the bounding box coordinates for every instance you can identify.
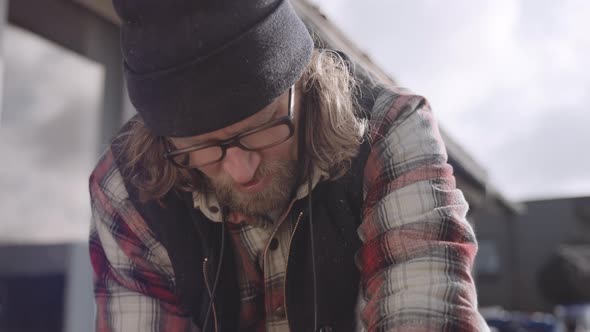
[89,0,489,331]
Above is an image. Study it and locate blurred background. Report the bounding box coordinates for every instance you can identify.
[0,0,588,331]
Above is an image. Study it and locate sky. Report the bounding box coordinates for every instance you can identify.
[310,0,590,201]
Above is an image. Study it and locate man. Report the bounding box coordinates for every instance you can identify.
[89,0,489,331]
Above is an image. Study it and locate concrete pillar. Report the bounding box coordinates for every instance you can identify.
[0,0,8,125]
[63,242,95,332]
[81,20,125,154]
[99,47,124,152]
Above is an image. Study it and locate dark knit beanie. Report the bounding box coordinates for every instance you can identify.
[112,0,314,137]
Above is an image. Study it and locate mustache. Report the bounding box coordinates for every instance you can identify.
[211,158,294,189]
[205,159,298,217]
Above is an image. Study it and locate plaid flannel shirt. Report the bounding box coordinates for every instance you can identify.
[89,86,489,331]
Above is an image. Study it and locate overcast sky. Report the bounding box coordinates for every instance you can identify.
[310,0,590,201]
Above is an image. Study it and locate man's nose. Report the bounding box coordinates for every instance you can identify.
[221,147,261,184]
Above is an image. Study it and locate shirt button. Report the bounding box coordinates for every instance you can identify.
[209,206,219,213]
[274,305,286,319]
[269,237,279,251]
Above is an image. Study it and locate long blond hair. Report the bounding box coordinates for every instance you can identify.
[115,50,367,202]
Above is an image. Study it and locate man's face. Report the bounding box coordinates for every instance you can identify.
[170,88,301,217]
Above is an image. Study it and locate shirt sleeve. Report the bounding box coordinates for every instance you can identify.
[356,89,489,331]
[89,163,201,332]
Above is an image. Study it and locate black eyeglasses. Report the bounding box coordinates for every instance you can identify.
[164,86,295,168]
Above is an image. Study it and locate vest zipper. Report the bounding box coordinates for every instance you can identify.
[202,257,219,332]
[283,210,305,326]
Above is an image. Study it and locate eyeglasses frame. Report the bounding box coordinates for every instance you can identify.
[163,85,295,169]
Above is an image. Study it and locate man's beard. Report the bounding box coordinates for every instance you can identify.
[206,160,298,218]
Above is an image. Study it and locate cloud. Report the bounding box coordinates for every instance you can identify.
[485,106,590,200]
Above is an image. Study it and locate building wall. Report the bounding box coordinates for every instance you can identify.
[0,243,94,332]
[514,197,590,312]
[473,199,520,310]
[0,244,69,331]
[475,196,590,312]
